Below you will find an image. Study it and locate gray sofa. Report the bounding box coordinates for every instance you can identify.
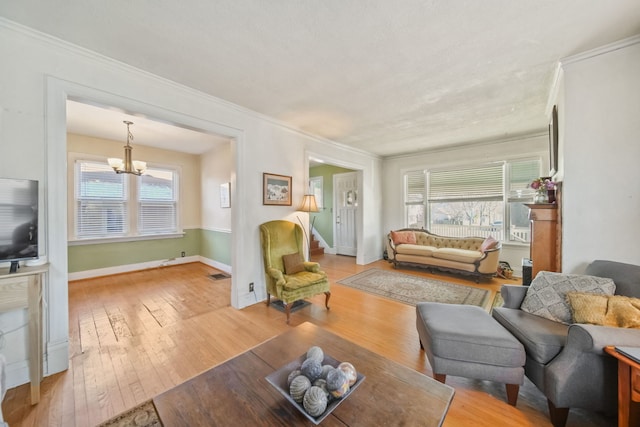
[492,260,640,427]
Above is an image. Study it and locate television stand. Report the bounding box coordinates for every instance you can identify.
[9,260,19,273]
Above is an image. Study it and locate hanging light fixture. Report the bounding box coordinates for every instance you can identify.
[107,120,147,175]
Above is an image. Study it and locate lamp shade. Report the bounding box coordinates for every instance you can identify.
[298,194,319,213]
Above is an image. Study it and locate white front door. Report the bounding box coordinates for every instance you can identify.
[334,172,358,256]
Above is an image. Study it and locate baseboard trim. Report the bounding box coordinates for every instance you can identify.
[68,256,201,281]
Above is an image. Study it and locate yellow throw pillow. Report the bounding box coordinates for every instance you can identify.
[608,295,640,329]
[282,252,305,275]
[566,292,611,326]
[566,292,640,329]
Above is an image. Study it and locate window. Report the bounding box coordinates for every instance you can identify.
[74,160,179,240]
[138,168,178,235]
[404,159,540,243]
[405,170,426,228]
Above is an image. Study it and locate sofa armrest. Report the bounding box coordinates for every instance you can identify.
[565,323,640,355]
[476,245,501,274]
[500,285,528,309]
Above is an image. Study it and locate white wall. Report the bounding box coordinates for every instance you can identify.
[382,135,549,275]
[560,37,640,273]
[201,141,233,232]
[0,20,382,388]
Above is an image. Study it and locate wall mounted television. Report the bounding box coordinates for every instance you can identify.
[0,178,39,273]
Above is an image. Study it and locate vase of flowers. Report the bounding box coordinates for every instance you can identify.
[530,177,556,204]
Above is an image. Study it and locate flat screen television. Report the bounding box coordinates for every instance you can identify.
[0,178,38,273]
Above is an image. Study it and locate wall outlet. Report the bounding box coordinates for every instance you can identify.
[249,282,254,292]
[181,251,186,257]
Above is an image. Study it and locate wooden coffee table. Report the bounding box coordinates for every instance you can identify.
[154,322,455,426]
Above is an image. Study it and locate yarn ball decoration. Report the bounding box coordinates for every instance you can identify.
[337,362,358,387]
[320,365,334,380]
[312,378,331,400]
[287,369,302,386]
[289,375,312,403]
[325,368,350,398]
[301,358,323,382]
[306,346,324,363]
[303,386,329,417]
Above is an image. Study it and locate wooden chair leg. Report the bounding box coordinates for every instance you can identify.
[505,384,519,406]
[284,303,292,324]
[324,291,331,310]
[434,373,446,383]
[547,399,569,427]
[265,293,271,306]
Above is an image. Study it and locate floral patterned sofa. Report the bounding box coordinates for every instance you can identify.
[386,228,501,282]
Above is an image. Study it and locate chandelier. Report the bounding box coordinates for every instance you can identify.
[107,121,147,175]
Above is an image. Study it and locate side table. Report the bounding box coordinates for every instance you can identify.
[0,264,48,404]
[605,346,640,427]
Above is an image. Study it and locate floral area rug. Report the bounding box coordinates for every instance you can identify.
[338,269,490,307]
[96,400,162,427]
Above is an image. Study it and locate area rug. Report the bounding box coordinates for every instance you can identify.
[269,299,311,313]
[338,269,490,307]
[97,400,161,427]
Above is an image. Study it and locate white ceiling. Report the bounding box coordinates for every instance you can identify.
[3,1,640,157]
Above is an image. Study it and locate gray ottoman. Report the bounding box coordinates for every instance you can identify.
[416,302,525,406]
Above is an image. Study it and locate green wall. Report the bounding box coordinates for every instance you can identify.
[309,164,354,247]
[200,228,232,266]
[68,228,231,272]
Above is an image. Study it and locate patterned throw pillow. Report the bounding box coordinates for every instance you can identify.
[520,271,616,324]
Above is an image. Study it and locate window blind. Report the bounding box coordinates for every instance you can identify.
[508,159,541,200]
[405,170,425,205]
[428,164,503,202]
[138,168,178,235]
[75,161,127,238]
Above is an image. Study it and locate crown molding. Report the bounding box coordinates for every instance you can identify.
[560,34,640,67]
[0,17,379,162]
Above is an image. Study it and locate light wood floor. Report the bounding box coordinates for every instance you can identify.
[2,255,614,426]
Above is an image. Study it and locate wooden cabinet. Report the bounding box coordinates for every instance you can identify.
[0,264,48,404]
[526,204,559,278]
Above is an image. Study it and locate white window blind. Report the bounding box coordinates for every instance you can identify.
[508,159,541,200]
[75,161,127,238]
[405,170,425,205]
[428,164,503,202]
[138,168,178,235]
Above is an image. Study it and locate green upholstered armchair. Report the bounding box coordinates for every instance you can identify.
[259,220,330,323]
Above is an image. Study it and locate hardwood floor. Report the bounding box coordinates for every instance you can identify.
[1,255,614,426]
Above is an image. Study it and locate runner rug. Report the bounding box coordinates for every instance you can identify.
[337,268,490,307]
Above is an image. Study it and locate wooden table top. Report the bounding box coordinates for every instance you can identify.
[153,322,455,426]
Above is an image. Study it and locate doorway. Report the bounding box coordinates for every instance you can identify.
[334,172,358,256]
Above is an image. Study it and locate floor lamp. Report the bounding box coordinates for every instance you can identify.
[297,194,320,260]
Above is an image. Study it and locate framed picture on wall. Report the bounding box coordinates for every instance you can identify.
[220,182,230,208]
[263,173,292,206]
[549,105,559,175]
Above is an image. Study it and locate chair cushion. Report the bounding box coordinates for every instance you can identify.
[520,271,616,324]
[282,252,305,275]
[492,306,569,364]
[394,244,437,257]
[283,271,328,291]
[567,292,640,329]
